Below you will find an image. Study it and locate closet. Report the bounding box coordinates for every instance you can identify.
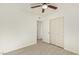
[50,17,64,48]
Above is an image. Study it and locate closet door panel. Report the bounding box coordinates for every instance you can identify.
[50,17,64,48]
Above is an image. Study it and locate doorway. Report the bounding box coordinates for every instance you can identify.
[49,17,64,48]
[37,21,42,42]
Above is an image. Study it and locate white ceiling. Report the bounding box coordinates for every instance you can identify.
[15,3,63,21]
[23,3,61,19]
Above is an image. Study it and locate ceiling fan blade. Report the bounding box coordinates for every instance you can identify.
[48,5,57,9]
[42,9,45,13]
[31,5,41,8]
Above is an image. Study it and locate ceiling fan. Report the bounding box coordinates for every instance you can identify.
[31,3,58,13]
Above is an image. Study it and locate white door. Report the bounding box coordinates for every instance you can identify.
[50,17,64,48]
[37,21,42,40]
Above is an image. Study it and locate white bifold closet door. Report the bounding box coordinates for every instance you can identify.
[50,17,64,48]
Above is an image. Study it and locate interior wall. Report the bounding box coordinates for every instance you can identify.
[0,4,37,53]
[64,4,79,54]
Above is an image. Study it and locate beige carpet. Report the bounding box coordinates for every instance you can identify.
[4,40,76,55]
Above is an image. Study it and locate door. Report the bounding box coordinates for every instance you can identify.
[50,17,64,48]
[37,21,42,40]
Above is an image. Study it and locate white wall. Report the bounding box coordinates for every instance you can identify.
[64,4,79,54]
[0,4,37,53]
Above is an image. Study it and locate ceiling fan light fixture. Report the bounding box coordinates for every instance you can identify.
[31,3,58,13]
[42,4,48,9]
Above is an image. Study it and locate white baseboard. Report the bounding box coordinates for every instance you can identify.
[2,41,37,54]
[64,48,79,55]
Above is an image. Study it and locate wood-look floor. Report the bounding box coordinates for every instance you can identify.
[4,40,76,55]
